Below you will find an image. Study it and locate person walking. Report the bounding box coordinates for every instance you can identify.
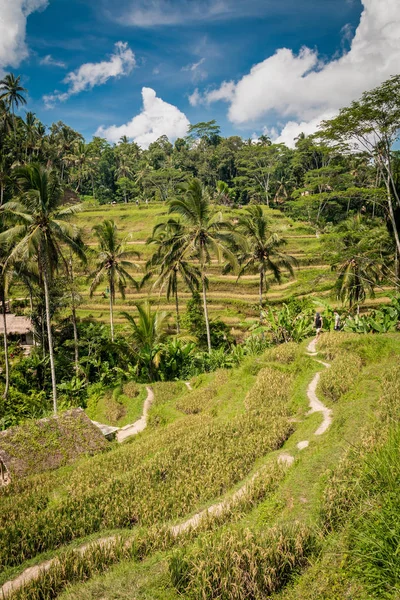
[314,312,323,337]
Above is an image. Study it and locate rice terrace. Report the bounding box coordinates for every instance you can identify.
[1,0,400,598]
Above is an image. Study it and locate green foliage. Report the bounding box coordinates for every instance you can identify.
[0,359,295,570]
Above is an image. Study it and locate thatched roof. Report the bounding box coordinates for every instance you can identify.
[0,314,32,335]
[0,408,109,480]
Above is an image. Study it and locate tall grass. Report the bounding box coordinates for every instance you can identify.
[169,523,316,599]
[0,365,295,569]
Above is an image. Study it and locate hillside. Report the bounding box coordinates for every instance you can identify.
[10,201,390,334]
[1,333,400,599]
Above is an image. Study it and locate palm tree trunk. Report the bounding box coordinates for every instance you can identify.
[42,264,57,414]
[202,273,211,353]
[72,304,79,376]
[1,287,10,401]
[384,172,400,257]
[69,258,79,375]
[175,288,180,334]
[259,270,264,322]
[109,289,115,342]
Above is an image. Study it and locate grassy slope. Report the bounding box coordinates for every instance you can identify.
[68,204,333,330]
[2,334,400,599]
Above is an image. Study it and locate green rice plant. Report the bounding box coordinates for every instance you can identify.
[122,381,140,398]
[5,463,286,600]
[0,364,295,569]
[318,352,362,402]
[348,427,400,598]
[176,386,217,415]
[245,366,293,415]
[263,342,299,364]
[169,523,316,599]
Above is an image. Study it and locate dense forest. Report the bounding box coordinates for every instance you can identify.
[1,72,400,427]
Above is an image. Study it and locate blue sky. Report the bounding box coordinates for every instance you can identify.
[1,0,399,147]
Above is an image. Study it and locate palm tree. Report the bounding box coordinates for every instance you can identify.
[0,99,12,140]
[146,222,200,333]
[235,205,297,321]
[0,74,27,139]
[121,302,170,381]
[168,178,236,352]
[330,217,386,309]
[0,164,85,413]
[89,220,139,342]
[0,242,11,401]
[24,112,39,161]
[0,156,9,206]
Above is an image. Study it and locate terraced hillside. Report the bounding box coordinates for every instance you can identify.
[1,333,400,599]
[61,203,389,332]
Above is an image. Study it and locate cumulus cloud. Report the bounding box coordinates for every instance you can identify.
[199,0,400,146]
[189,80,235,107]
[0,0,48,75]
[43,41,135,108]
[95,87,190,148]
[40,54,67,68]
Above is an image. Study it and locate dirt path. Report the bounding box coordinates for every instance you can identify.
[304,337,332,436]
[1,341,333,598]
[116,387,154,443]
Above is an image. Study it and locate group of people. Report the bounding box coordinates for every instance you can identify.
[314,311,341,337]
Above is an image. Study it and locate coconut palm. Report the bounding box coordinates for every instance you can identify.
[168,178,236,352]
[0,156,9,206]
[0,73,27,139]
[0,242,12,401]
[24,112,39,161]
[146,222,200,333]
[121,302,170,381]
[0,164,85,413]
[89,220,139,342]
[330,216,387,309]
[235,205,297,321]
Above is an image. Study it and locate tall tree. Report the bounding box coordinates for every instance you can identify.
[168,178,236,352]
[235,205,297,321]
[121,302,170,381]
[0,74,27,139]
[320,76,400,262]
[89,220,139,342]
[146,222,200,333]
[325,216,389,309]
[1,164,84,413]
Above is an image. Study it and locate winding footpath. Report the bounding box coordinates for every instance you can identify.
[116,387,154,443]
[0,338,332,599]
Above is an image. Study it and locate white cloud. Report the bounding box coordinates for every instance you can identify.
[201,0,400,146]
[182,57,207,82]
[40,54,67,68]
[0,0,48,75]
[188,88,202,107]
[114,0,230,26]
[95,87,190,148]
[189,79,235,106]
[43,41,135,108]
